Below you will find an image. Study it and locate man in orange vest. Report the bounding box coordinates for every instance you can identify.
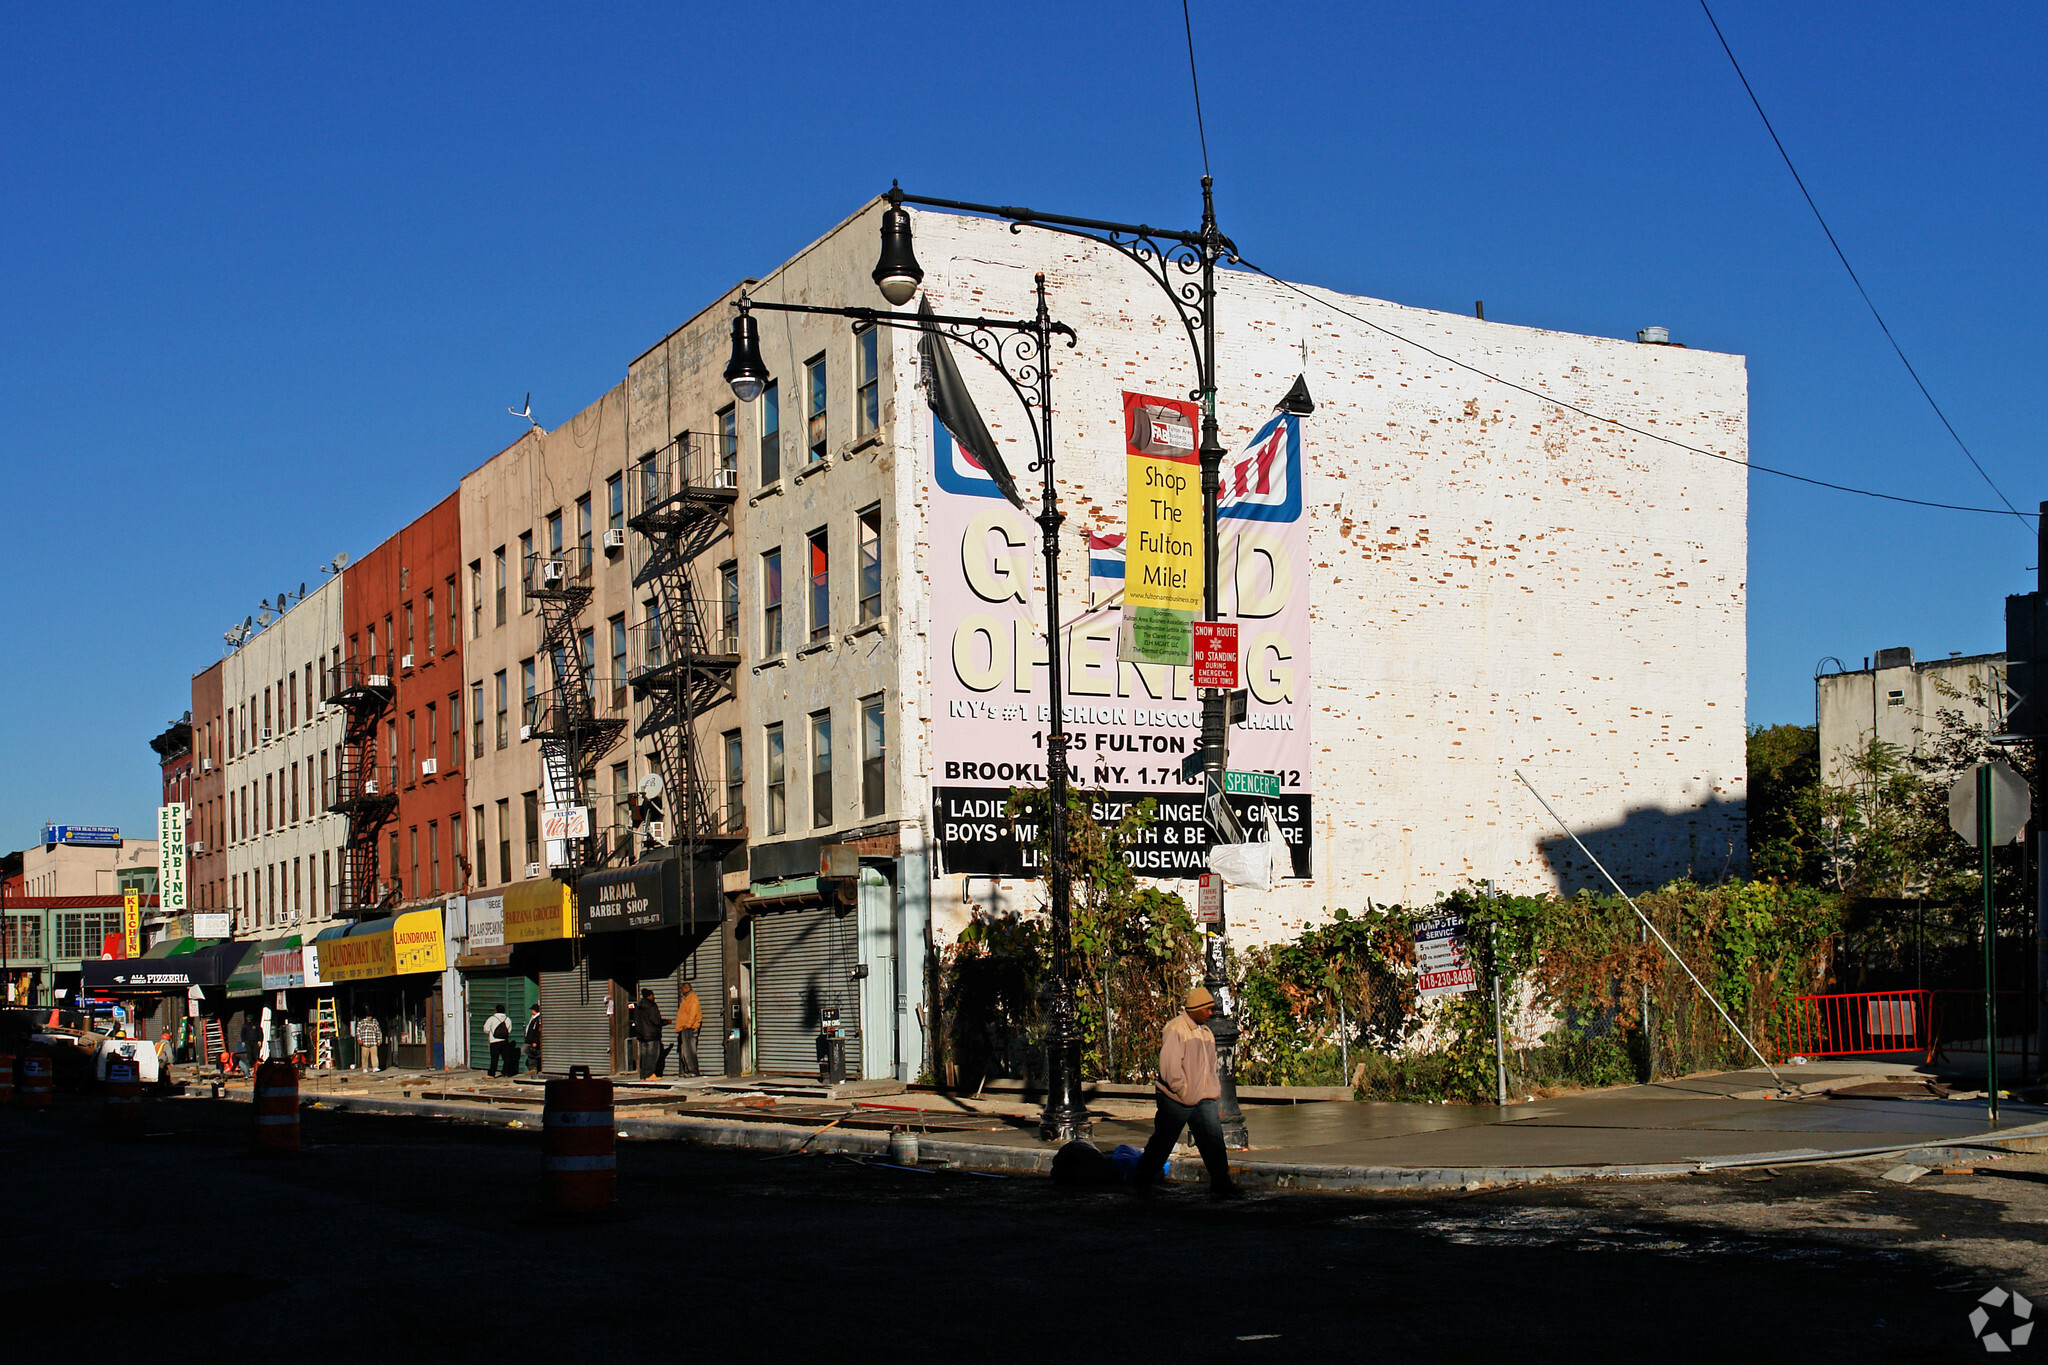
[674,981,704,1077]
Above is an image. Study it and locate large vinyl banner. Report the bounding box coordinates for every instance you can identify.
[930,390,1312,880]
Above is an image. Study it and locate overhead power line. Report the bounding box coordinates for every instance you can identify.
[1180,0,1212,178]
[1236,257,2031,519]
[1697,0,2032,533]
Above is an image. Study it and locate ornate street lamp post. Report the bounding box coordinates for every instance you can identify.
[724,271,1092,1141]
[871,179,1253,1147]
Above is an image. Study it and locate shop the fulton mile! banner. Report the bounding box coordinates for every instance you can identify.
[926,383,1313,881]
[1117,391,1204,668]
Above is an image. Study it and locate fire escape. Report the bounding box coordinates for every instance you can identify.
[326,658,397,914]
[526,543,630,878]
[627,434,744,911]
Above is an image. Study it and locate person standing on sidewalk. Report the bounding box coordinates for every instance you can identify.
[630,989,668,1080]
[523,1004,542,1073]
[673,981,703,1077]
[1131,986,1239,1198]
[352,1010,382,1073]
[483,1003,517,1078]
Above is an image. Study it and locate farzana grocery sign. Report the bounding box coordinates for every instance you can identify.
[927,387,1312,880]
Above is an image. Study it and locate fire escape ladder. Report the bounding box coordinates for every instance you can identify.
[626,436,744,880]
[527,547,627,881]
[325,659,397,916]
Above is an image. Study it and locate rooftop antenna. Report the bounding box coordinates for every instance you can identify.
[510,392,542,436]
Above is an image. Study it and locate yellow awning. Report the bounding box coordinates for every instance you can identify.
[504,877,575,944]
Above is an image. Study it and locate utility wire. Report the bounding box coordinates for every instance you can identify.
[1235,255,2031,518]
[1697,0,2031,532]
[1180,0,1211,178]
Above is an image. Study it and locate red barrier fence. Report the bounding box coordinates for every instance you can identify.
[1772,990,1931,1062]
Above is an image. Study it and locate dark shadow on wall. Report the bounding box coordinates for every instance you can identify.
[1536,795,1748,895]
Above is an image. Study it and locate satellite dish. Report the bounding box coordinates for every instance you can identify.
[277,588,287,610]
[257,611,275,628]
[243,616,253,631]
[334,552,349,570]
[258,598,271,612]
[638,772,665,800]
[298,582,306,598]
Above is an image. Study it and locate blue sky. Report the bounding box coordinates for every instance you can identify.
[1,2,2040,848]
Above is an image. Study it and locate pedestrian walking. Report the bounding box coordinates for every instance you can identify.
[483,1003,518,1077]
[1130,986,1240,1198]
[523,1004,542,1073]
[352,1010,383,1073]
[630,988,668,1080]
[674,981,703,1077]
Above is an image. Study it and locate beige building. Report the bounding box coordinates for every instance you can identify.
[20,835,158,899]
[1815,646,2007,787]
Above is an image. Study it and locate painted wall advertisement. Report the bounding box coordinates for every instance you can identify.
[929,389,1311,879]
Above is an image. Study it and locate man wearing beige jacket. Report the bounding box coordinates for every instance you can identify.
[1131,986,1240,1198]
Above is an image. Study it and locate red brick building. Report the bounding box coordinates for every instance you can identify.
[339,491,468,909]
[188,661,226,911]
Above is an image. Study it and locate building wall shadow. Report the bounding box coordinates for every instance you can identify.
[1536,796,1747,895]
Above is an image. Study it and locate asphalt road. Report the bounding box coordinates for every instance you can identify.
[3,1094,2040,1362]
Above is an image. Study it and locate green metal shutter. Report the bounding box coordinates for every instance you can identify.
[465,974,537,1071]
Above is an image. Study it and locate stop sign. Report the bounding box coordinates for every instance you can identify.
[1947,760,2032,847]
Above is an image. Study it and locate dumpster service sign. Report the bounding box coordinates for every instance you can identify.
[1415,913,1478,1000]
[929,390,1312,880]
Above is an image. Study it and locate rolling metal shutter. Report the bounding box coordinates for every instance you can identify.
[466,975,537,1071]
[632,928,722,1075]
[751,905,861,1079]
[540,962,613,1073]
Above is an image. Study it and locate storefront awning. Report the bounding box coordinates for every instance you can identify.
[317,908,447,983]
[143,936,197,959]
[225,938,280,997]
[260,935,306,990]
[504,877,575,944]
[80,939,245,993]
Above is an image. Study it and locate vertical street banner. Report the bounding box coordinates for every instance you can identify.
[928,385,1312,880]
[157,803,187,916]
[123,890,140,958]
[1118,393,1203,666]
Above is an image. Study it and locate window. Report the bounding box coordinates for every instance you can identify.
[546,509,563,558]
[862,694,886,818]
[1887,689,1905,707]
[471,560,485,637]
[288,678,298,729]
[856,325,879,436]
[576,495,593,578]
[759,380,780,484]
[607,473,624,531]
[384,614,394,671]
[497,798,512,883]
[762,549,783,655]
[494,547,507,625]
[521,659,536,738]
[473,805,488,888]
[806,353,828,463]
[405,601,416,663]
[426,702,439,770]
[290,762,300,822]
[55,910,121,961]
[319,751,329,811]
[610,615,628,708]
[724,730,744,831]
[410,827,420,901]
[322,850,332,917]
[765,724,786,835]
[611,762,631,843]
[720,563,739,654]
[449,691,461,764]
[808,529,830,642]
[293,858,302,914]
[265,774,274,830]
[523,791,541,870]
[811,710,833,828]
[518,532,533,613]
[859,505,882,623]
[578,628,596,701]
[428,821,441,896]
[716,403,741,482]
[644,597,665,667]
[263,689,272,738]
[494,671,508,749]
[424,591,436,656]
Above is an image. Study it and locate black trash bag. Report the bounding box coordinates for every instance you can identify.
[1050,1140,1122,1187]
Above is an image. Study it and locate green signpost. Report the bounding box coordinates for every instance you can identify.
[1222,770,1280,799]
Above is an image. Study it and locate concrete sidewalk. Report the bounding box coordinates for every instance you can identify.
[244,1058,2048,1192]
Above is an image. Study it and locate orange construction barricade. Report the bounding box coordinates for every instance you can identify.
[252,1060,300,1152]
[542,1065,616,1211]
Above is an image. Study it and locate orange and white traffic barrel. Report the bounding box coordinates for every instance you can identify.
[19,1048,54,1109]
[252,1060,300,1152]
[103,1055,142,1136]
[542,1064,615,1211]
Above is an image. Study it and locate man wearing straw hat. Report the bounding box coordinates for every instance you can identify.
[1130,986,1241,1198]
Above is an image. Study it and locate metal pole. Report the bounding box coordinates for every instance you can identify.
[1032,274,1088,1143]
[1641,922,1655,1082]
[1980,762,1999,1124]
[2037,830,2046,1085]
[1190,176,1248,1150]
[1490,908,1508,1107]
[1337,993,1349,1087]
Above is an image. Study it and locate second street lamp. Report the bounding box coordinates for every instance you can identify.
[723,269,1092,1141]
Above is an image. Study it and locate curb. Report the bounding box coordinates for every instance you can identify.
[289,1093,2048,1194]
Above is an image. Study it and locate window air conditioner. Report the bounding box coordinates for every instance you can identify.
[603,528,626,552]
[519,724,533,742]
[200,757,213,773]
[363,778,380,795]
[539,561,566,587]
[401,653,415,669]
[259,727,273,744]
[525,861,542,880]
[420,758,437,776]
[191,840,206,856]
[368,674,391,688]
